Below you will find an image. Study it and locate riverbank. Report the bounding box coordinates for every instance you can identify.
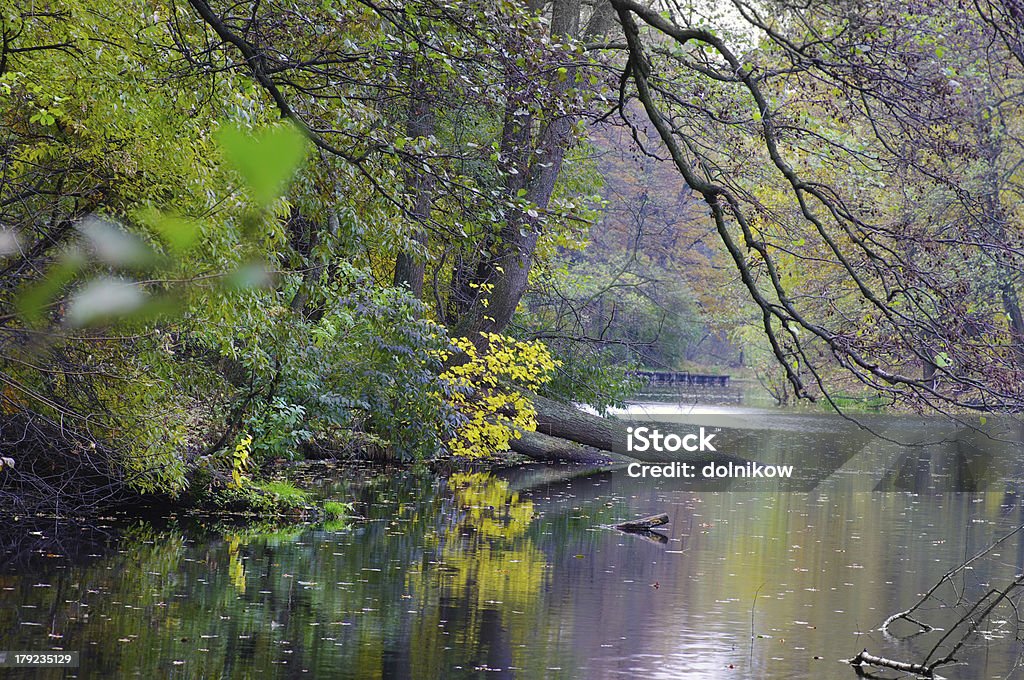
[4,390,1022,520]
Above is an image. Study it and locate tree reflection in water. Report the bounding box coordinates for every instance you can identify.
[0,468,568,679]
[4,455,1024,679]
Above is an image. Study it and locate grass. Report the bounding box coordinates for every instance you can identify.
[254,479,310,506]
[323,500,351,520]
[204,479,312,515]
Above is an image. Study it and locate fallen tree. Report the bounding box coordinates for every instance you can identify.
[531,394,627,452]
[522,393,746,465]
[509,429,635,464]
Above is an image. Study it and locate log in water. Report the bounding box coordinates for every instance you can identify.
[614,513,670,532]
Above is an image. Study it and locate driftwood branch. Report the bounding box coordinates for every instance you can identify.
[615,513,669,531]
[849,650,933,677]
[880,522,1024,635]
[924,577,1024,671]
[860,523,1024,677]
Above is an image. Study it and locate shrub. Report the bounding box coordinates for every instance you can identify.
[440,333,559,458]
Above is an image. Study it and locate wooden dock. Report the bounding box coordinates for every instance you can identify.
[634,370,730,387]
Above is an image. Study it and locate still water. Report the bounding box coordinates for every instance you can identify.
[2,404,1024,679]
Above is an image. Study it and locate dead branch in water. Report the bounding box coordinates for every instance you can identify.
[854,522,1024,676]
[615,513,669,532]
[849,649,934,677]
[880,522,1024,636]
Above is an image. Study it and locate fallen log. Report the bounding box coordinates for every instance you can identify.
[510,430,636,465]
[615,513,669,531]
[849,650,933,677]
[530,393,746,464]
[532,394,626,453]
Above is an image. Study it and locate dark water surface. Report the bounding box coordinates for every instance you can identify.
[3,405,1024,679]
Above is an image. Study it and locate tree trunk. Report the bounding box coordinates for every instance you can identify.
[529,393,746,464]
[975,106,1024,367]
[510,429,634,464]
[288,208,339,321]
[583,0,616,39]
[453,0,588,340]
[531,393,626,452]
[393,70,435,298]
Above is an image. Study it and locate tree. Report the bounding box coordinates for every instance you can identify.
[0,0,653,511]
[181,0,620,343]
[608,0,1024,412]
[176,0,653,459]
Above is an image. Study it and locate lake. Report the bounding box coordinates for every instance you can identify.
[2,401,1023,678]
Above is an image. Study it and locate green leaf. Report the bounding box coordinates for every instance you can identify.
[137,208,201,254]
[16,253,85,323]
[226,262,273,290]
[217,122,308,206]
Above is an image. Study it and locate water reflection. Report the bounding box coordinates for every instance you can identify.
[1,426,1024,678]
